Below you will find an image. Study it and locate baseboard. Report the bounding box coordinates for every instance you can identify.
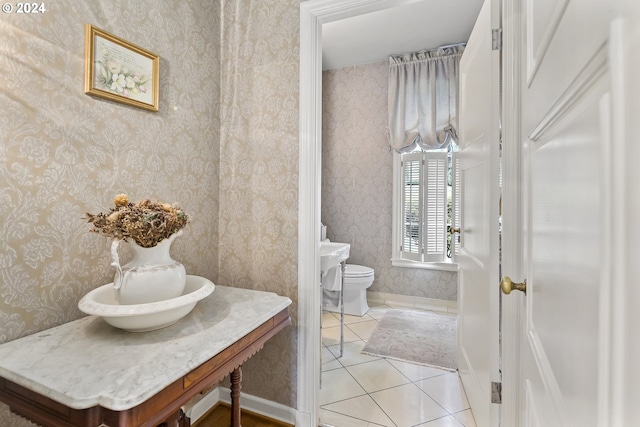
[182,387,220,423]
[295,409,313,427]
[367,291,457,314]
[183,386,296,426]
[218,386,297,424]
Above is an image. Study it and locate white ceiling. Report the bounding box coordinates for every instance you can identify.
[322,0,485,70]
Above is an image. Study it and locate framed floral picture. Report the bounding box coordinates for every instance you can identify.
[84,24,159,112]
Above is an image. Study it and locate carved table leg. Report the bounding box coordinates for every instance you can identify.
[178,408,191,427]
[230,367,242,427]
[158,408,190,427]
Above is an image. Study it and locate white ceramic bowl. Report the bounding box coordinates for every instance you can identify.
[78,275,215,332]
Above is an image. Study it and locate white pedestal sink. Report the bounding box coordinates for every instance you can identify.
[320,241,350,275]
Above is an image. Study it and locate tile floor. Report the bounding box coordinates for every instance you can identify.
[320,304,476,427]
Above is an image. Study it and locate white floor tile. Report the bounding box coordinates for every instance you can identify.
[323,312,341,328]
[452,409,477,427]
[416,373,470,413]
[322,324,361,346]
[366,305,391,320]
[319,368,367,405]
[320,408,389,427]
[323,346,343,371]
[415,415,465,426]
[327,340,380,366]
[346,320,379,340]
[342,313,376,324]
[320,304,477,427]
[322,395,396,426]
[387,359,450,382]
[371,383,449,427]
[346,359,411,393]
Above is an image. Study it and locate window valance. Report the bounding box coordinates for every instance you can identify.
[388,44,464,153]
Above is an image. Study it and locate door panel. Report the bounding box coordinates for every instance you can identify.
[526,0,568,82]
[461,162,487,264]
[525,75,606,426]
[524,0,610,122]
[519,0,611,425]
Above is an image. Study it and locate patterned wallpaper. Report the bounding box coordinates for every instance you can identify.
[0,1,219,424]
[1,1,299,424]
[218,0,299,406]
[322,61,458,301]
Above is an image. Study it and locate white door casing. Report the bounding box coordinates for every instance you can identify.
[456,0,501,426]
[498,0,525,424]
[610,3,640,425]
[610,2,640,423]
[298,1,442,426]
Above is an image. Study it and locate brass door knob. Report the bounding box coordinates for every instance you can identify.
[501,277,526,295]
[450,227,461,234]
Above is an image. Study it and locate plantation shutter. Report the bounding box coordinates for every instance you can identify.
[401,153,423,261]
[451,152,461,260]
[424,152,448,262]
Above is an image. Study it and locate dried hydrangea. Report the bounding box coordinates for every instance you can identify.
[86,194,189,248]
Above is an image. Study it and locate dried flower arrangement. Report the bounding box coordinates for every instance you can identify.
[86,194,189,248]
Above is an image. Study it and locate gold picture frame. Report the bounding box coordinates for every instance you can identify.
[84,24,159,112]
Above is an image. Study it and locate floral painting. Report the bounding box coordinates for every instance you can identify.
[94,38,152,102]
[84,25,159,111]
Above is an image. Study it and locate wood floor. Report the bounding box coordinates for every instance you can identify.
[192,403,293,427]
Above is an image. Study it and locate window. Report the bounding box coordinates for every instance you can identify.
[392,145,459,271]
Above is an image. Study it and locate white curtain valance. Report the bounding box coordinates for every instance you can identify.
[388,44,464,153]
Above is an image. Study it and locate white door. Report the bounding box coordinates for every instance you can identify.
[501,0,640,425]
[456,0,501,426]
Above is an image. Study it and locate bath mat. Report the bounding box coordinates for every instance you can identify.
[362,309,457,370]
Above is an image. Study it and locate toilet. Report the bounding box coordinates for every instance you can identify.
[322,264,375,316]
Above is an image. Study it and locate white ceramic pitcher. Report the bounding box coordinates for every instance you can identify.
[111,230,186,305]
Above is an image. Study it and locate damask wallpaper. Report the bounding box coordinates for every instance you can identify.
[1,0,298,424]
[218,0,299,407]
[322,61,458,301]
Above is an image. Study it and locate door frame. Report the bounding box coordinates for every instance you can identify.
[298,1,444,425]
[499,0,523,425]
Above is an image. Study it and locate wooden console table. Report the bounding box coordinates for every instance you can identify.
[0,285,291,427]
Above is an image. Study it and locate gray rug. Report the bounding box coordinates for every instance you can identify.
[362,309,457,370]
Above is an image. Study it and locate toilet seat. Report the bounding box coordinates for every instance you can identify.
[344,264,374,278]
[343,264,374,290]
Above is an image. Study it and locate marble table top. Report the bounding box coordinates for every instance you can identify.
[0,285,291,411]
